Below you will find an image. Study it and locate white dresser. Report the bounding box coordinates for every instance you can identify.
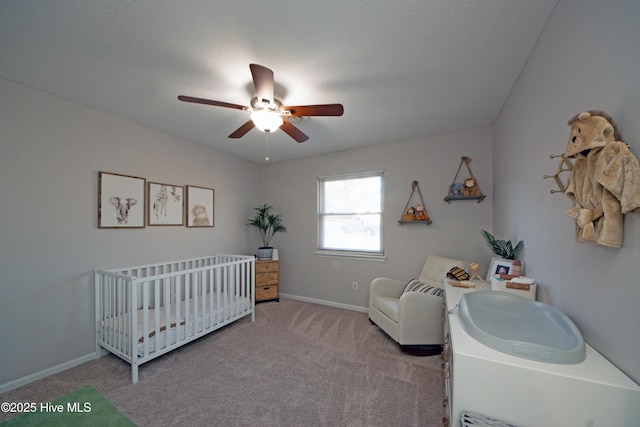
[442,281,640,426]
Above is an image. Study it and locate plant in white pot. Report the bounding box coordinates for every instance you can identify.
[247,203,287,260]
[481,229,524,260]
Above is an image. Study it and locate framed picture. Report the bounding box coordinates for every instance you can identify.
[186,185,214,227]
[487,257,514,280]
[99,171,146,228]
[148,182,184,226]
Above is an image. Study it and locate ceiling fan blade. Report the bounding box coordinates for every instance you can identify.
[284,104,344,117]
[178,95,247,110]
[249,64,274,105]
[280,119,309,143]
[228,120,255,139]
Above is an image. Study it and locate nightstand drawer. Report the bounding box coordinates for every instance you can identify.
[256,261,279,274]
[256,284,278,300]
[256,271,278,286]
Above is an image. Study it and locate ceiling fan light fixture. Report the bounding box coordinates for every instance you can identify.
[250,109,283,133]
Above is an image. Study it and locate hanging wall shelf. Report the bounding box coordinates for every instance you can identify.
[398,180,432,224]
[444,156,486,203]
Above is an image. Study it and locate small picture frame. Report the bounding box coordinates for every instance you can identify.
[99,171,146,228]
[148,182,184,226]
[186,185,214,227]
[487,257,514,280]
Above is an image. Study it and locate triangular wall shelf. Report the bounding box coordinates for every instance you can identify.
[398,180,432,224]
[444,156,486,203]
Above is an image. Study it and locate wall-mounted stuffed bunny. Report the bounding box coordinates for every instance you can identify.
[563,111,640,247]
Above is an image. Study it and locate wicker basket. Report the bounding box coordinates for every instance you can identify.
[401,214,416,221]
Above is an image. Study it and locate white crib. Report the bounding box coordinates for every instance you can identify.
[95,254,255,383]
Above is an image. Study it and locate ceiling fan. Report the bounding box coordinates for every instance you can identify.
[178,64,344,143]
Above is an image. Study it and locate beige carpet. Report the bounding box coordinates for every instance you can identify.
[1,298,445,426]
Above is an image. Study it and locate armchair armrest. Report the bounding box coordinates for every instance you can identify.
[369,277,405,308]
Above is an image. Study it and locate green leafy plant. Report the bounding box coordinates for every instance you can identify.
[247,203,287,248]
[481,229,523,260]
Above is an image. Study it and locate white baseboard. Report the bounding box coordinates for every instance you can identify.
[280,293,368,313]
[0,352,97,394]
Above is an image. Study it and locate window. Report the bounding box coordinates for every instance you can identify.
[317,170,384,259]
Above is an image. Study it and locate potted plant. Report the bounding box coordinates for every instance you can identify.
[481,229,523,260]
[247,203,287,260]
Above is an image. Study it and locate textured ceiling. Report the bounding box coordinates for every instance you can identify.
[0,1,557,164]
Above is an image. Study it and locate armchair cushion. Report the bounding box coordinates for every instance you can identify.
[372,297,400,322]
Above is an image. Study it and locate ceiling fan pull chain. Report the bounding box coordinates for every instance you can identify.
[265,133,270,165]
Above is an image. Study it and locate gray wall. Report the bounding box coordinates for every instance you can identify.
[493,0,640,382]
[261,127,493,309]
[0,78,261,387]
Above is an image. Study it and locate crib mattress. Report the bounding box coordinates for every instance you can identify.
[100,292,251,357]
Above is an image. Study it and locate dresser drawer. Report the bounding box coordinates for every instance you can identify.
[256,261,279,274]
[256,271,278,286]
[256,284,278,301]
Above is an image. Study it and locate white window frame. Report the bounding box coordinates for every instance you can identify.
[315,170,385,261]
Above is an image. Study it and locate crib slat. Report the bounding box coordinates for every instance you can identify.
[232,264,237,318]
[130,276,138,374]
[193,271,200,334]
[200,269,206,331]
[216,267,222,324]
[164,277,171,347]
[117,277,123,353]
[175,274,181,339]
[153,280,161,353]
[186,264,191,333]
[210,268,215,324]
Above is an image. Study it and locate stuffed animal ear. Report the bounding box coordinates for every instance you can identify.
[603,123,614,138]
[578,111,592,121]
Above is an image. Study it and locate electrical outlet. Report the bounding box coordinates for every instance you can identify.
[352,281,358,291]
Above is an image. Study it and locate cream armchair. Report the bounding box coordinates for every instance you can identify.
[368,255,469,355]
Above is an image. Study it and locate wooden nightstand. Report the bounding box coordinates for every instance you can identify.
[255,259,279,303]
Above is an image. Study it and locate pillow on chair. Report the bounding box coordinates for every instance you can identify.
[402,278,445,297]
